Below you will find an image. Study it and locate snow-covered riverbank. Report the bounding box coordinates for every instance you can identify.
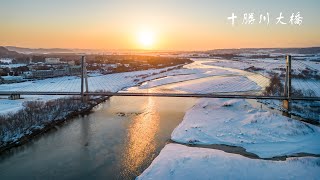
[0,96,109,152]
[137,144,320,180]
[171,98,320,158]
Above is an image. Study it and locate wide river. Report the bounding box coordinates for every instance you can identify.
[0,96,197,180]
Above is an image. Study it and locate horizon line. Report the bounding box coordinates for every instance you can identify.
[2,45,320,53]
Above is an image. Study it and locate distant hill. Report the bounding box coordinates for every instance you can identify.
[272,47,320,54]
[0,46,20,58]
[206,47,320,55]
[5,46,107,54]
[5,46,75,54]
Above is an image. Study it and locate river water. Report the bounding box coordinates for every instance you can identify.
[0,96,197,180]
[0,60,271,179]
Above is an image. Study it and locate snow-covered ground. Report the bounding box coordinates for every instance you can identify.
[0,63,27,68]
[127,59,268,94]
[0,65,183,114]
[138,68,233,89]
[205,58,320,73]
[164,76,260,94]
[199,58,320,122]
[138,144,320,180]
[0,95,67,115]
[0,99,24,114]
[204,58,320,96]
[258,99,320,122]
[292,79,320,96]
[0,66,181,93]
[171,98,320,158]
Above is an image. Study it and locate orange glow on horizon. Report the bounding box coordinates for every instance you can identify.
[1,0,319,50]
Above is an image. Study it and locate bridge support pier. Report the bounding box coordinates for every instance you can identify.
[282,55,291,116]
[81,56,89,103]
[8,94,20,100]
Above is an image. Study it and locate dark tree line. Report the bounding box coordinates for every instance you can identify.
[0,98,89,147]
[263,74,316,97]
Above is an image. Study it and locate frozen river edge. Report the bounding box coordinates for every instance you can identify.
[137,144,320,180]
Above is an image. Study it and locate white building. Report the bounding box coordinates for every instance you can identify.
[45,58,60,64]
[104,64,118,69]
[67,60,75,66]
[0,58,13,64]
[23,65,81,79]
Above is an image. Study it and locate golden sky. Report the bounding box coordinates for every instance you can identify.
[0,0,319,50]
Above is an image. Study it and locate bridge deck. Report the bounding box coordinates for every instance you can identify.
[0,91,319,101]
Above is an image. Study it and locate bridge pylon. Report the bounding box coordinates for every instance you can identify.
[81,56,89,102]
[283,55,291,116]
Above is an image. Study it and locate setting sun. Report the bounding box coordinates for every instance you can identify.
[137,30,155,49]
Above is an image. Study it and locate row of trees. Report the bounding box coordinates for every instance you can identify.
[263,74,316,97]
[0,98,89,147]
[262,74,319,122]
[0,66,29,76]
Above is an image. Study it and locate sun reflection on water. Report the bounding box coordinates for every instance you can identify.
[120,97,160,178]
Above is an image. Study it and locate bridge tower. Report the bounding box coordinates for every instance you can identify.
[81,55,89,102]
[283,55,291,115]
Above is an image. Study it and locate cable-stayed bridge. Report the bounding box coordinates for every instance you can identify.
[0,55,319,112]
